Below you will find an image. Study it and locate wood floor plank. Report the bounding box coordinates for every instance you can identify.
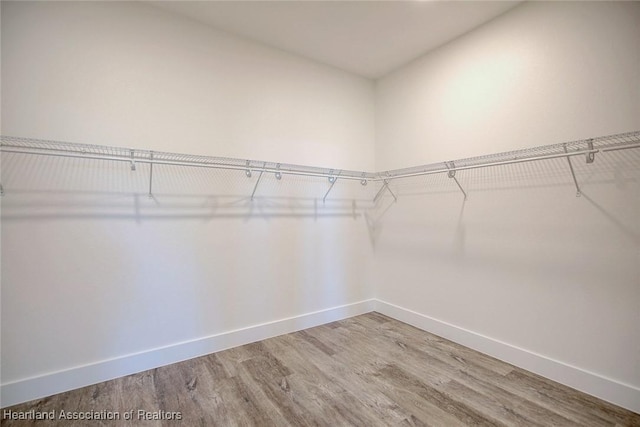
[151,357,223,426]
[4,312,639,426]
[379,326,629,427]
[310,316,460,389]
[365,318,611,426]
[295,330,336,356]
[377,316,515,376]
[441,379,544,426]
[238,357,317,426]
[367,311,394,324]
[371,328,589,426]
[504,368,639,426]
[274,330,422,426]
[117,372,163,427]
[208,351,287,426]
[218,375,277,426]
[262,337,365,423]
[198,352,233,381]
[376,363,503,426]
[284,325,481,426]
[322,324,530,425]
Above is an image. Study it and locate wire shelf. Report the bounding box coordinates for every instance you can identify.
[1,131,639,188]
[0,135,375,182]
[376,130,640,180]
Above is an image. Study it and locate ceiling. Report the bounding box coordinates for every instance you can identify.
[150,1,523,79]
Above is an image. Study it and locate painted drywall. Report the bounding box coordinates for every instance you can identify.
[1,1,375,405]
[1,1,374,171]
[374,1,640,411]
[376,1,639,170]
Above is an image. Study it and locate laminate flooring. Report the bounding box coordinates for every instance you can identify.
[3,313,639,426]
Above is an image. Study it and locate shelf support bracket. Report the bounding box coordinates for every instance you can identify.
[386,181,397,202]
[148,151,154,198]
[374,179,397,203]
[130,150,136,171]
[564,144,581,197]
[251,163,266,201]
[373,181,387,203]
[322,170,341,203]
[586,139,595,163]
[447,161,467,200]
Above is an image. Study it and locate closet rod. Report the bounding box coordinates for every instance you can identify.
[601,142,640,152]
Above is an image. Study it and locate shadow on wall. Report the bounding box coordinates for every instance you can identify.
[1,147,638,243]
[0,191,371,221]
[0,153,378,221]
[375,146,640,248]
[0,152,373,382]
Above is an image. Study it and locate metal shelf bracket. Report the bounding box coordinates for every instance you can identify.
[373,181,386,203]
[323,170,342,203]
[130,150,136,171]
[251,163,266,201]
[447,161,467,200]
[148,151,154,198]
[373,179,397,203]
[586,140,595,163]
[564,144,581,197]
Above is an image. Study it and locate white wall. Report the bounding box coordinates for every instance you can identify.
[1,1,374,170]
[1,1,375,406]
[374,1,640,412]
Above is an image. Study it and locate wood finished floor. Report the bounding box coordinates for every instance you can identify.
[3,313,639,426]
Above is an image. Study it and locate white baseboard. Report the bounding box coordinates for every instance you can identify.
[374,300,640,414]
[1,299,375,408]
[4,298,638,414]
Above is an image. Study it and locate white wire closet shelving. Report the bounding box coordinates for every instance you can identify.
[1,130,639,200]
